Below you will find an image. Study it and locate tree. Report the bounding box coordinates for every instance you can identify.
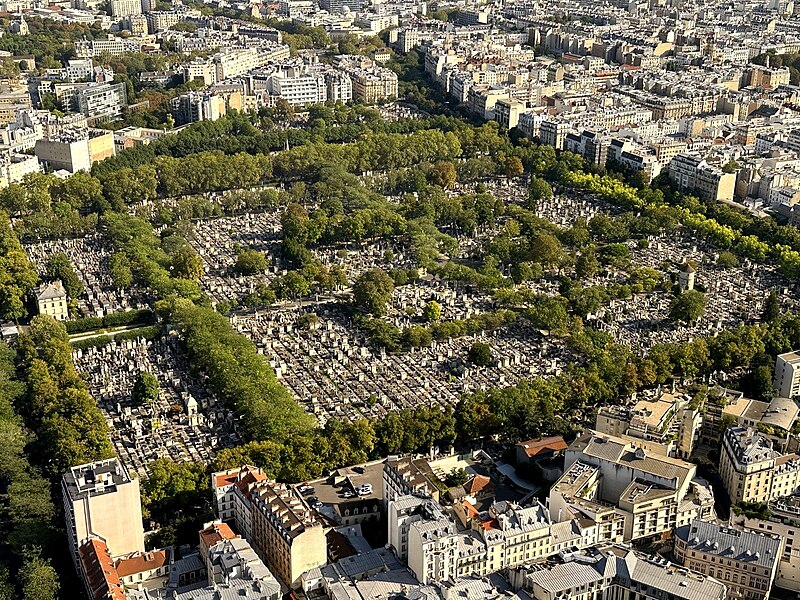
[669,290,707,323]
[443,468,469,487]
[467,342,492,366]
[109,252,133,289]
[528,232,562,266]
[429,162,457,189]
[19,553,59,600]
[762,290,781,322]
[132,372,159,406]
[233,248,268,275]
[422,300,442,322]
[352,269,395,316]
[575,248,599,279]
[716,251,739,269]
[0,566,14,600]
[502,156,524,178]
[45,253,83,299]
[526,176,553,209]
[141,458,207,521]
[171,245,204,281]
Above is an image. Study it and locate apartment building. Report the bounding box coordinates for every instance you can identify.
[494,98,526,129]
[35,129,115,172]
[249,480,327,586]
[75,38,126,58]
[382,455,440,506]
[110,0,141,17]
[511,545,727,600]
[548,430,713,543]
[405,499,558,584]
[62,459,145,578]
[205,537,281,599]
[564,130,612,166]
[733,495,800,592]
[350,68,398,103]
[387,494,444,562]
[215,49,267,81]
[719,426,800,504]
[595,392,702,459]
[211,465,267,539]
[668,152,736,202]
[184,59,218,86]
[0,152,40,188]
[747,65,791,89]
[268,69,327,106]
[146,10,180,32]
[170,92,226,125]
[75,82,127,121]
[775,351,800,399]
[675,519,780,600]
[211,467,325,587]
[127,14,148,36]
[78,538,127,600]
[325,70,352,103]
[539,120,571,150]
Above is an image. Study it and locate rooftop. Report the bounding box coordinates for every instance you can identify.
[676,519,781,568]
[63,458,133,501]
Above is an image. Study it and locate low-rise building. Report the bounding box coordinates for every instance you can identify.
[511,544,727,600]
[36,280,68,321]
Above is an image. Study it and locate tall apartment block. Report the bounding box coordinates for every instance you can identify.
[62,458,145,572]
[775,350,800,399]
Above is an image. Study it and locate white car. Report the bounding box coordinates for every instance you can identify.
[358,484,372,495]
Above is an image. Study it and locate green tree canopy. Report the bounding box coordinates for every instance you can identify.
[670,290,707,323]
[352,269,395,316]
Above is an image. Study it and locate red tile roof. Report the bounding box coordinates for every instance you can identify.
[213,466,266,492]
[199,522,237,550]
[114,549,171,578]
[464,474,494,496]
[516,436,568,458]
[78,539,127,600]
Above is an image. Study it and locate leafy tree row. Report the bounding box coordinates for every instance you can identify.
[64,308,156,334]
[17,316,116,476]
[0,211,39,322]
[0,341,62,600]
[164,300,316,443]
[356,309,520,353]
[455,303,798,443]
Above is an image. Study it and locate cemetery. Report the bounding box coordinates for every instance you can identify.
[17,175,800,468]
[72,334,237,475]
[25,235,148,318]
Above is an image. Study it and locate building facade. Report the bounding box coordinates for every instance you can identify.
[675,519,780,600]
[62,459,145,577]
[719,426,800,505]
[775,351,800,399]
